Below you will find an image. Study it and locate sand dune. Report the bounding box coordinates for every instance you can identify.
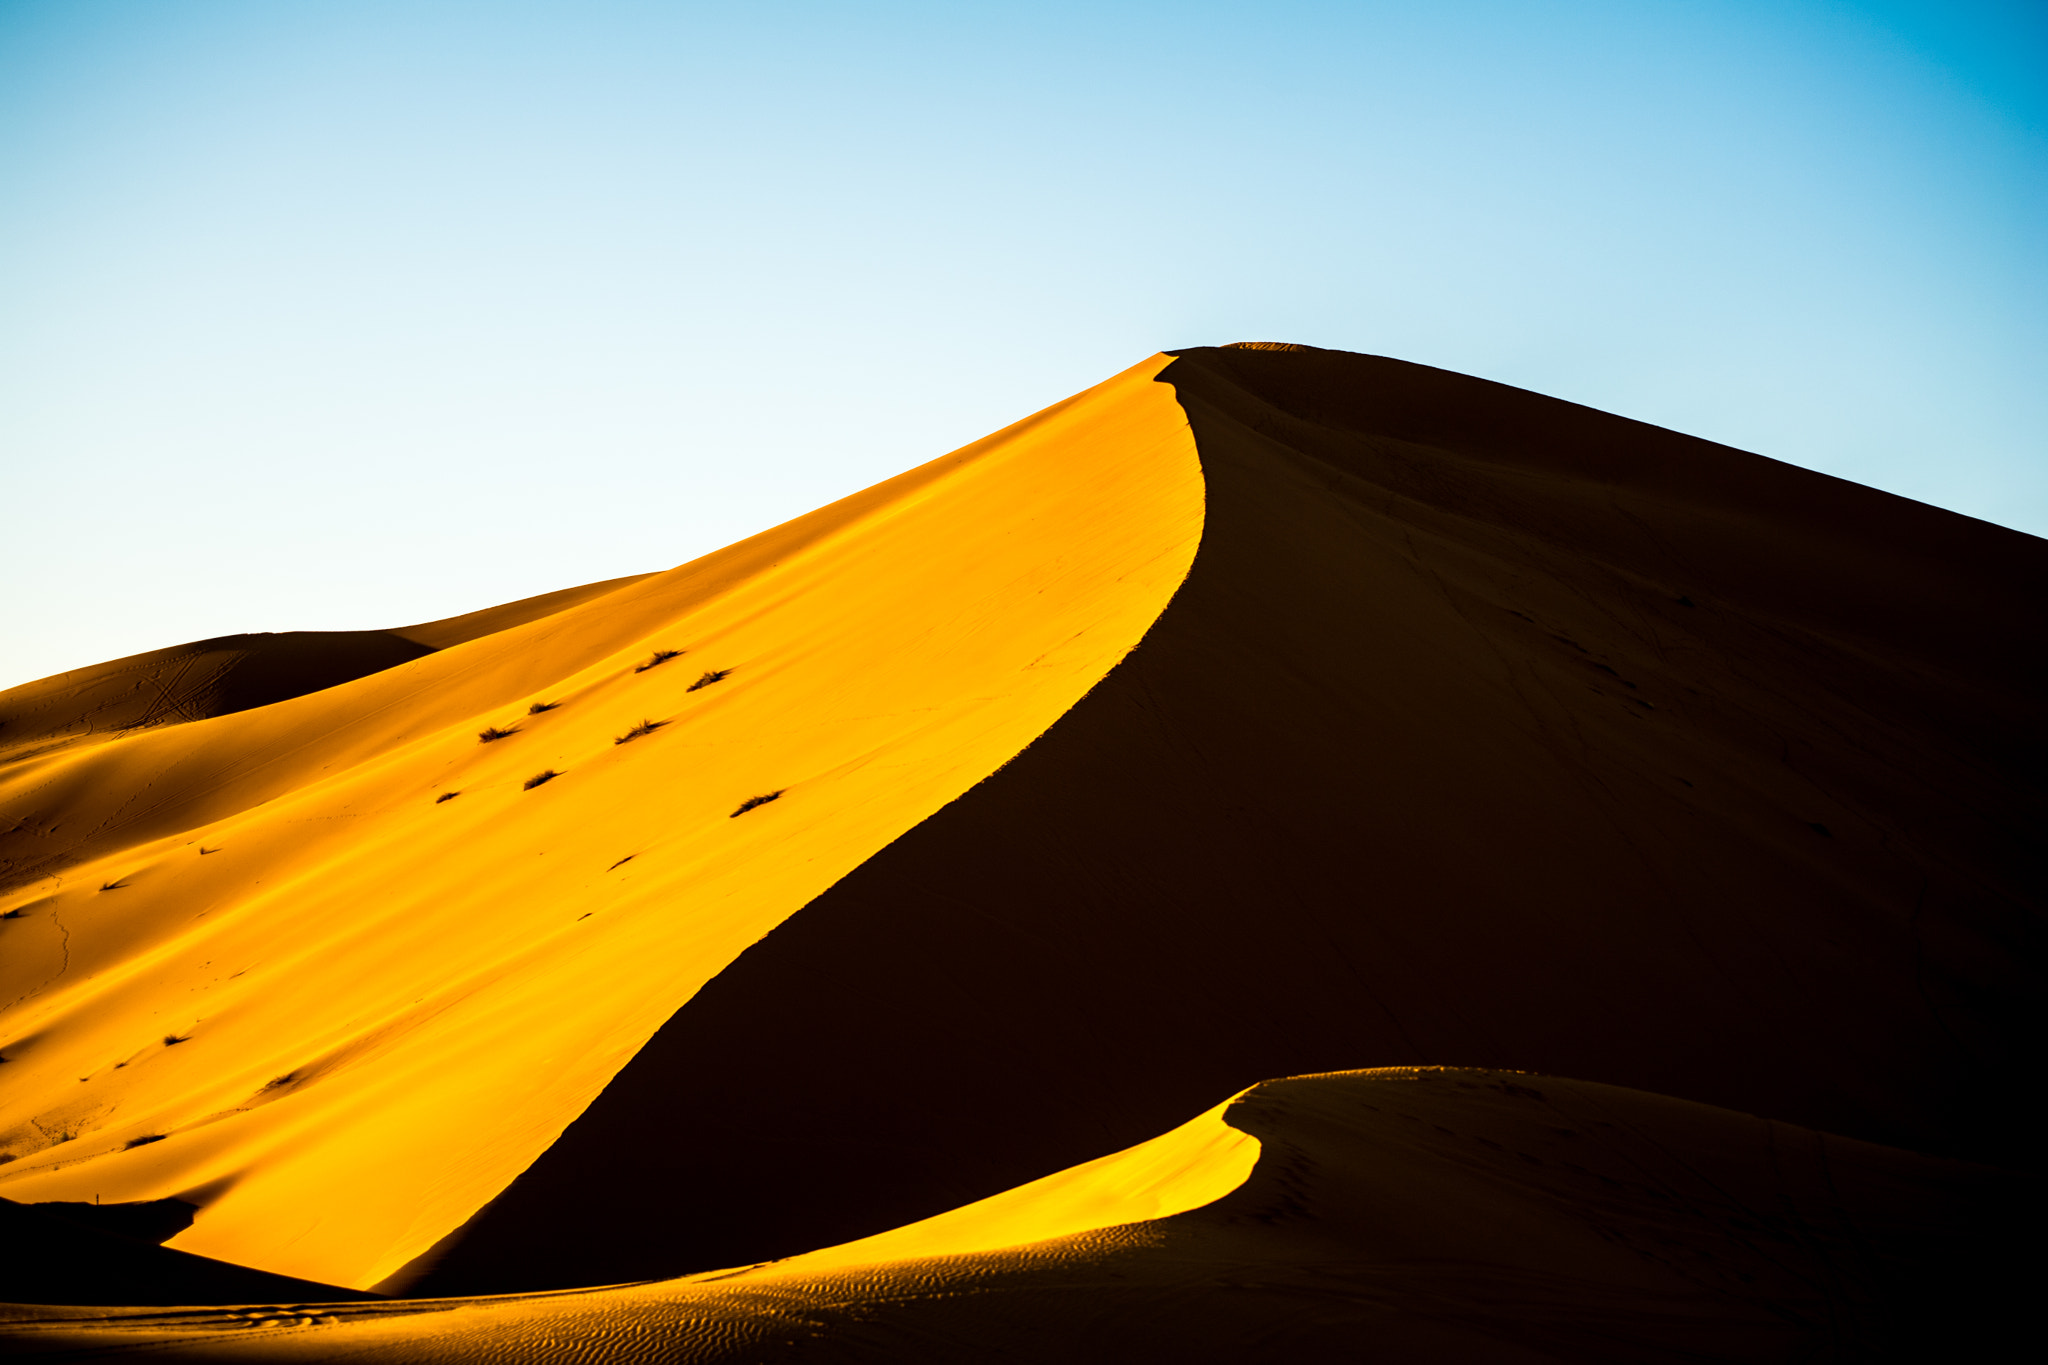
[2,1069,2022,1361]
[415,344,2044,1294]
[0,355,1200,1289]
[0,576,652,771]
[0,344,2035,1356]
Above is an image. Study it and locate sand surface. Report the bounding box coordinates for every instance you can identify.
[0,1197,379,1310]
[416,345,2044,1295]
[0,344,2035,1358]
[1,1069,2023,1361]
[0,577,652,772]
[0,355,1200,1289]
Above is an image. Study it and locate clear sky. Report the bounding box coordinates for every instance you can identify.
[3,0,2042,689]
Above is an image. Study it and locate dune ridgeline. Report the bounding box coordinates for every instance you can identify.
[0,345,2037,1362]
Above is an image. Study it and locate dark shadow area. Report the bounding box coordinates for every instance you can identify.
[0,1197,378,1307]
[385,346,2042,1299]
[25,1195,198,1245]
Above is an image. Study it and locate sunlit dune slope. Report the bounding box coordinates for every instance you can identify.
[423,342,2046,1293]
[0,575,651,772]
[3,1069,2022,1362]
[0,354,1202,1291]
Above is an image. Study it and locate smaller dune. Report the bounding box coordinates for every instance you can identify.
[0,1068,2016,1361]
[0,575,649,768]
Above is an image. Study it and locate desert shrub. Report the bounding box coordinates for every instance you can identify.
[730,790,785,818]
[527,701,560,714]
[635,649,684,673]
[687,669,733,692]
[478,725,519,743]
[524,770,561,790]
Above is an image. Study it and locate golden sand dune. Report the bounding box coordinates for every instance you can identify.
[0,345,2037,1356]
[412,345,2044,1297]
[0,356,1200,1289]
[1,1069,2021,1361]
[0,576,652,770]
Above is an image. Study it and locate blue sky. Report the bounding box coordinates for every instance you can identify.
[3,0,2042,688]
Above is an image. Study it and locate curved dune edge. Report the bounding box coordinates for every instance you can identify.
[753,1089,1260,1279]
[0,1068,2020,1362]
[0,354,1203,1290]
[0,574,656,770]
[428,342,2045,1293]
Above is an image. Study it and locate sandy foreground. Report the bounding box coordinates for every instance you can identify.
[0,345,2038,1360]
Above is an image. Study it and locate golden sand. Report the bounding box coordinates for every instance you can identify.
[0,355,1201,1289]
[0,344,2033,1359]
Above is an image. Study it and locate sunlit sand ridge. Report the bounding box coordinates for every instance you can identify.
[1,1070,2017,1361]
[0,344,2036,1359]
[0,355,1202,1290]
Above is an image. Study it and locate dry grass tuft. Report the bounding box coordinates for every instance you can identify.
[435,791,460,804]
[478,725,520,743]
[614,718,669,745]
[730,790,785,818]
[687,669,733,692]
[524,770,561,790]
[635,649,684,673]
[527,701,560,715]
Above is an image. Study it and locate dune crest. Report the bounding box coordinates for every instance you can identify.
[415,343,2043,1293]
[0,345,2032,1357]
[0,575,654,770]
[766,1089,1259,1278]
[0,355,1202,1289]
[2,1069,2018,1361]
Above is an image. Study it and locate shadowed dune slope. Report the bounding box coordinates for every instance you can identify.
[0,1199,373,1309]
[417,344,2046,1295]
[0,355,1201,1291]
[3,1070,2024,1363]
[0,576,652,771]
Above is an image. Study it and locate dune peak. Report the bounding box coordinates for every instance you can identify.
[0,344,2034,1360]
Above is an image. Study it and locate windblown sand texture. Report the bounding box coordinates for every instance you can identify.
[1,345,2037,1360]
